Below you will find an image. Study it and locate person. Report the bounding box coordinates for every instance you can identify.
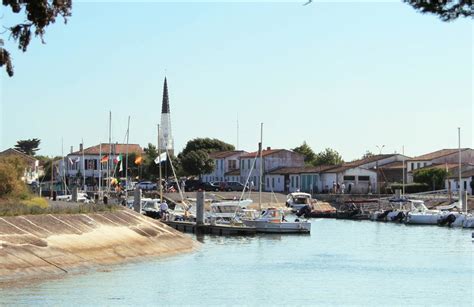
[160,200,169,220]
[348,183,352,194]
[336,182,340,194]
[332,181,337,194]
[180,180,186,192]
[341,183,345,194]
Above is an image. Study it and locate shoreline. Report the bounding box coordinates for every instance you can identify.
[0,209,199,286]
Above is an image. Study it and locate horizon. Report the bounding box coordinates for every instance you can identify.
[1,1,472,161]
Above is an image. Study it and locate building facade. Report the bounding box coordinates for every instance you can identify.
[0,148,41,184]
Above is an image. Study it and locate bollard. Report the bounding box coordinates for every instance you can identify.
[52,191,57,201]
[72,187,78,202]
[196,190,205,226]
[133,187,141,213]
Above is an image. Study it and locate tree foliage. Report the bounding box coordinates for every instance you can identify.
[15,138,41,156]
[0,156,27,198]
[293,141,316,165]
[413,168,448,190]
[361,150,375,160]
[1,0,72,77]
[180,138,235,156]
[313,148,344,166]
[180,150,214,177]
[404,0,472,22]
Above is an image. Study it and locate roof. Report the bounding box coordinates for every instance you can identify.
[268,165,336,175]
[0,148,37,162]
[447,168,474,179]
[378,161,404,170]
[209,150,246,159]
[407,148,470,161]
[70,143,144,155]
[240,149,297,159]
[409,163,471,174]
[346,154,399,167]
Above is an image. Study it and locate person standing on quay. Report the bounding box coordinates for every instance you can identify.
[341,183,346,194]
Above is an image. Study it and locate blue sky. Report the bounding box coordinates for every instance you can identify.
[1,1,472,160]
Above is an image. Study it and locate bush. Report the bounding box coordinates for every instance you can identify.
[0,156,27,198]
[390,183,430,194]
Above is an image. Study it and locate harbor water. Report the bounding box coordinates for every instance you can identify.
[2,219,473,306]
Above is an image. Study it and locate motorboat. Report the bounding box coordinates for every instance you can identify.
[336,203,370,220]
[405,200,445,225]
[141,199,161,219]
[208,199,253,225]
[285,192,312,213]
[242,207,311,233]
[296,204,336,219]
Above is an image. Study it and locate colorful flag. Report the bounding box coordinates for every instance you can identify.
[119,160,123,172]
[114,154,122,164]
[68,157,74,165]
[154,152,167,164]
[134,156,143,165]
[100,155,108,163]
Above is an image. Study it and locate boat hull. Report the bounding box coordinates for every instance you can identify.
[243,220,311,233]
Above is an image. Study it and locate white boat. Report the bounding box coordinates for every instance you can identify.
[56,192,93,203]
[243,207,311,233]
[208,199,253,225]
[405,200,445,225]
[285,192,312,213]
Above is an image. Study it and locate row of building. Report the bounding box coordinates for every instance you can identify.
[1,145,473,195]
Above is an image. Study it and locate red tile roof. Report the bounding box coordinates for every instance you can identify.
[240,149,287,158]
[378,161,404,170]
[0,148,37,162]
[209,150,246,159]
[268,165,336,175]
[70,143,144,155]
[407,148,470,161]
[447,169,474,179]
[346,154,398,167]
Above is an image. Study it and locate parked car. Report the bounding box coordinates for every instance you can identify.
[220,181,247,192]
[184,179,203,192]
[136,181,157,190]
[203,182,220,192]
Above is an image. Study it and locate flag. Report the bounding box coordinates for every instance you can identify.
[154,152,167,164]
[74,157,80,163]
[114,154,122,164]
[68,158,74,165]
[119,160,123,172]
[100,155,108,163]
[134,156,143,165]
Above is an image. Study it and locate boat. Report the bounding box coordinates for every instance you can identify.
[336,203,370,220]
[405,200,445,225]
[285,192,312,213]
[243,207,311,233]
[208,199,253,225]
[296,203,336,219]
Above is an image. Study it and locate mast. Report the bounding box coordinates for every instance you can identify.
[458,127,463,212]
[107,111,112,193]
[158,124,163,203]
[99,142,102,194]
[402,145,405,197]
[61,138,66,194]
[125,116,130,200]
[82,138,85,191]
[259,122,263,212]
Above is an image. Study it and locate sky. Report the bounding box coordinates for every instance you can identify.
[1,1,472,161]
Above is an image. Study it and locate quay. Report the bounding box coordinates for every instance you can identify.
[163,220,256,236]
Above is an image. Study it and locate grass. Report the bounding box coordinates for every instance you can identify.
[0,198,122,217]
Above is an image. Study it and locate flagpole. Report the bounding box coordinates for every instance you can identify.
[158,124,163,203]
[402,145,405,197]
[99,142,102,194]
[125,116,130,200]
[62,138,66,194]
[107,111,112,193]
[458,127,463,212]
[82,138,85,191]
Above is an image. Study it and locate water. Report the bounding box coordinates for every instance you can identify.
[2,219,473,306]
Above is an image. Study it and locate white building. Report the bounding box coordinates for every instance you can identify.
[445,169,474,195]
[239,148,304,190]
[202,150,247,183]
[406,148,474,183]
[58,143,143,189]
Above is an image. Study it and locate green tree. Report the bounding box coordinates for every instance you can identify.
[37,156,61,181]
[1,1,72,77]
[413,168,448,190]
[180,138,235,156]
[180,150,214,178]
[14,138,41,156]
[293,141,316,165]
[313,148,344,166]
[0,156,27,198]
[361,150,375,159]
[404,0,472,22]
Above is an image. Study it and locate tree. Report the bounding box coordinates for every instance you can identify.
[293,141,316,165]
[0,156,27,198]
[1,1,72,77]
[413,168,448,190]
[313,148,344,166]
[180,138,235,156]
[15,138,41,156]
[180,150,214,177]
[404,0,472,22]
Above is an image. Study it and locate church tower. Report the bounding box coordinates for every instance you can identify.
[160,77,174,156]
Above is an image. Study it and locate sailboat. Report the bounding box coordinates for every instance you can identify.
[241,123,311,234]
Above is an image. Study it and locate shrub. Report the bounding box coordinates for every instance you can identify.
[390,183,430,194]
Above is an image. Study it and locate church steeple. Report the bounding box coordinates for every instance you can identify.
[161,77,170,114]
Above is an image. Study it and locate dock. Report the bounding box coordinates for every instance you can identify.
[163,220,256,236]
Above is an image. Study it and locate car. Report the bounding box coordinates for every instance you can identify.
[203,181,220,192]
[183,179,203,192]
[221,181,247,192]
[136,181,157,190]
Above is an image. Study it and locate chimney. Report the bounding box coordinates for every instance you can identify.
[266,146,271,151]
[70,146,73,154]
[79,143,83,152]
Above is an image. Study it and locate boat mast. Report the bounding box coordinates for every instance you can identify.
[82,138,85,191]
[402,145,405,197]
[125,116,130,200]
[99,142,102,194]
[61,138,66,194]
[458,127,463,212]
[158,124,163,203]
[107,111,112,193]
[259,122,263,212]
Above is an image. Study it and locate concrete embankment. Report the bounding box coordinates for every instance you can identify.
[0,209,199,284]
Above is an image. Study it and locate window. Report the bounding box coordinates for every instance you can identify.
[358,176,370,181]
[464,181,467,190]
[417,162,420,169]
[278,177,280,183]
[266,177,269,187]
[291,177,294,188]
[344,176,355,181]
[296,176,299,187]
[248,160,251,169]
[228,160,237,170]
[411,162,414,170]
[272,178,275,188]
